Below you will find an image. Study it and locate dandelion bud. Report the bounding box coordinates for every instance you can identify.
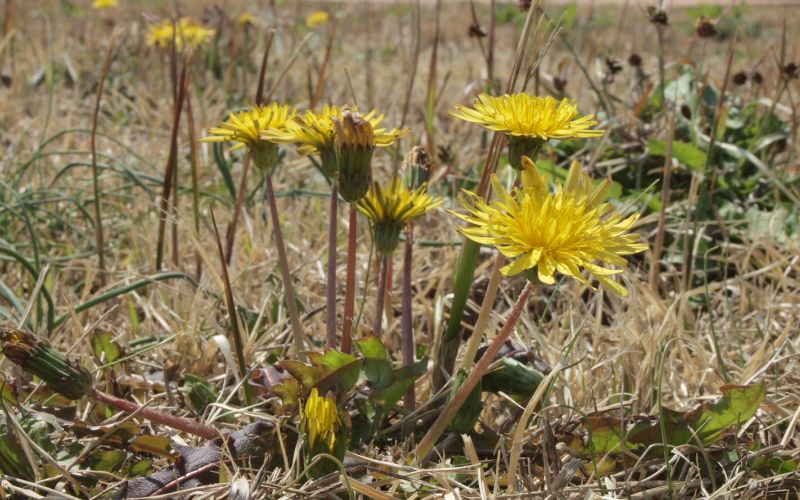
[403,145,431,190]
[647,6,669,26]
[695,16,717,38]
[0,327,92,400]
[335,111,375,203]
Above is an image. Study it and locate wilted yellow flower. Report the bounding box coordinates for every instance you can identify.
[92,0,117,9]
[238,13,257,26]
[303,388,340,452]
[202,104,295,172]
[451,93,604,168]
[264,104,407,177]
[358,177,444,253]
[452,157,647,296]
[146,18,215,51]
[306,10,330,29]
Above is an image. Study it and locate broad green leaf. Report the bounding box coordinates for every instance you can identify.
[648,139,707,171]
[0,432,34,480]
[87,450,127,472]
[567,384,766,457]
[123,459,154,477]
[129,435,173,458]
[91,331,122,363]
[357,335,392,388]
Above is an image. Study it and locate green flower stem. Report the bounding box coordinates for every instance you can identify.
[265,174,305,358]
[341,205,358,354]
[415,281,532,463]
[372,253,389,336]
[459,252,505,371]
[326,185,338,348]
[402,225,415,411]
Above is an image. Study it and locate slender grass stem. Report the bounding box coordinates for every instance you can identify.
[155,60,189,271]
[90,32,119,287]
[402,225,415,410]
[91,389,218,441]
[185,89,202,281]
[415,281,532,463]
[341,205,358,354]
[210,208,253,406]
[325,184,338,348]
[266,174,305,359]
[372,253,389,336]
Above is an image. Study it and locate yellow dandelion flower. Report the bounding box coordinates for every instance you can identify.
[202,104,295,172]
[92,0,117,9]
[303,388,340,452]
[238,13,257,26]
[358,177,444,253]
[451,93,604,168]
[263,104,408,177]
[146,18,215,51]
[452,157,647,296]
[306,10,330,29]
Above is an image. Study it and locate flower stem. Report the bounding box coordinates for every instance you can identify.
[402,225,415,410]
[459,253,504,371]
[372,253,389,336]
[266,174,305,358]
[325,185,338,348]
[91,389,218,441]
[414,281,532,463]
[341,205,358,354]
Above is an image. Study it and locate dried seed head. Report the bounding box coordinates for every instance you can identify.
[781,62,799,80]
[628,53,642,67]
[553,76,568,92]
[517,0,532,11]
[695,16,717,38]
[468,22,487,38]
[647,6,669,26]
[751,71,764,85]
[0,327,93,400]
[732,71,748,86]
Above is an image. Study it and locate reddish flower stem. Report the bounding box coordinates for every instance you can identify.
[91,389,218,441]
[341,205,358,354]
[372,254,389,336]
[326,185,338,348]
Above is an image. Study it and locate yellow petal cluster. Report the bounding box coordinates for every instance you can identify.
[359,177,444,253]
[202,104,294,171]
[306,10,330,29]
[237,13,257,27]
[146,18,215,51]
[359,177,444,228]
[203,104,294,151]
[264,104,408,158]
[453,157,647,296]
[303,388,340,452]
[451,93,603,141]
[92,0,117,9]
